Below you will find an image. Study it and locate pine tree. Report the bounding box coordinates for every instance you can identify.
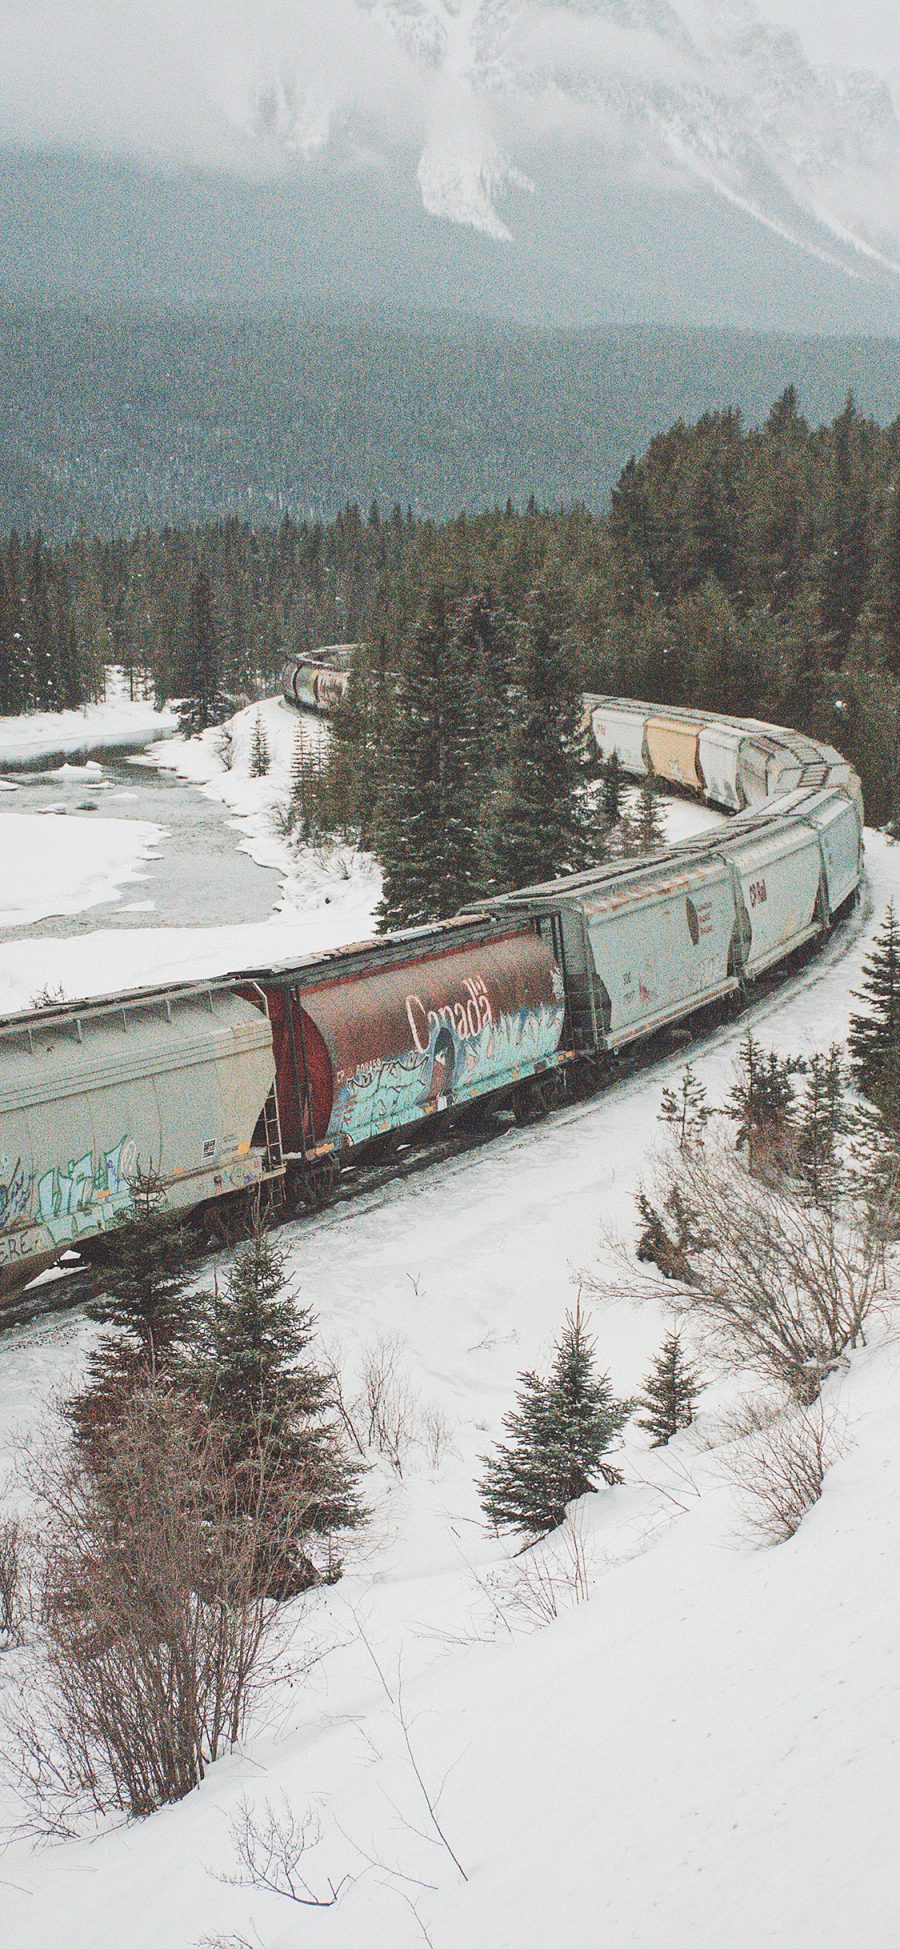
[376,583,483,929]
[179,568,222,732]
[249,710,270,778]
[871,468,900,676]
[68,1170,194,1458]
[478,1301,631,1538]
[724,1031,805,1171]
[659,1065,711,1149]
[486,580,598,893]
[602,751,623,826]
[849,904,900,1099]
[180,1229,364,1588]
[637,1330,704,1446]
[618,770,666,858]
[794,1045,846,1203]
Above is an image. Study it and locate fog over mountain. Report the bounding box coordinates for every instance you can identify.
[1,0,898,331]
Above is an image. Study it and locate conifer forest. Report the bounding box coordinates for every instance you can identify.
[2,390,900,840]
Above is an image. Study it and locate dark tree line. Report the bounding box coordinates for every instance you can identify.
[3,389,899,828]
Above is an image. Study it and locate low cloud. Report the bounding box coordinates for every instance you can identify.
[0,0,897,273]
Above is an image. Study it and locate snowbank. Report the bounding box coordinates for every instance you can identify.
[152,694,383,933]
[0,694,177,769]
[0,813,162,930]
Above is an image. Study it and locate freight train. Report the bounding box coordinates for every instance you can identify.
[280,645,356,713]
[0,698,864,1298]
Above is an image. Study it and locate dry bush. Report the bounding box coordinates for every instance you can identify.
[724,1397,847,1545]
[3,1387,309,1832]
[217,1794,349,1911]
[498,1515,593,1630]
[360,1335,420,1476]
[418,1403,454,1471]
[612,1138,894,1402]
[0,1510,23,1648]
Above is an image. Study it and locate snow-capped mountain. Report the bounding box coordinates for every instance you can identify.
[223,0,900,281]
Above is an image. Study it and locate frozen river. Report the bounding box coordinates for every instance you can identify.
[0,747,280,943]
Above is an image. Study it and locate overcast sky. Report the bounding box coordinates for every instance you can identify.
[0,0,896,172]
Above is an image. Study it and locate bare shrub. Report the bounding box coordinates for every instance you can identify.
[418,1403,453,1471]
[503,1515,592,1628]
[724,1397,847,1545]
[610,1138,895,1402]
[0,1510,23,1648]
[4,1387,306,1831]
[219,1794,350,1910]
[360,1335,420,1476]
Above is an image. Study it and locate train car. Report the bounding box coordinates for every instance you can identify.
[589,701,648,775]
[697,722,747,811]
[470,855,741,1055]
[252,923,567,1174]
[0,984,278,1292]
[0,686,866,1299]
[645,717,704,793]
[772,787,863,920]
[282,646,357,713]
[717,819,825,976]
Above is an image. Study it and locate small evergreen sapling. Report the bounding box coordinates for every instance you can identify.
[635,1182,707,1283]
[637,1330,705,1446]
[250,710,271,778]
[659,1065,711,1149]
[794,1045,846,1204]
[478,1299,631,1539]
[724,1030,805,1171]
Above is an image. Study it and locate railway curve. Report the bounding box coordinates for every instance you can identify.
[0,687,864,1305]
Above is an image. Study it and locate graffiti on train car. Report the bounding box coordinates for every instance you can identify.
[329,993,565,1148]
[0,1155,32,1231]
[35,1136,138,1244]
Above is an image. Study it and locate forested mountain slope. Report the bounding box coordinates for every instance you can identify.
[2,306,900,537]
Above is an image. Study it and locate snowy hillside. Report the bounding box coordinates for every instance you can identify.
[225,0,900,280]
[0,775,898,1945]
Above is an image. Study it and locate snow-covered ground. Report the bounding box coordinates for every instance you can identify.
[0,678,177,768]
[0,686,897,1949]
[0,809,162,931]
[152,694,382,932]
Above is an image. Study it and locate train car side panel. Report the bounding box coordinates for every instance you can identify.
[590,704,648,775]
[0,995,275,1287]
[581,860,739,1049]
[697,724,745,810]
[645,718,704,792]
[293,933,566,1151]
[720,825,824,975]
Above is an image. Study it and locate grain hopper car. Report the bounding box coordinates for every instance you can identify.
[0,697,865,1299]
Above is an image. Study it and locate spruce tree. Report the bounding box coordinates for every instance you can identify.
[478,1301,631,1538]
[68,1171,194,1459]
[659,1065,711,1149]
[795,1045,846,1203]
[602,751,623,826]
[637,1330,705,1446]
[619,769,666,857]
[724,1031,805,1171]
[376,583,483,929]
[849,904,900,1099]
[180,1229,364,1587]
[179,568,221,732]
[485,580,599,892]
[249,710,270,778]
